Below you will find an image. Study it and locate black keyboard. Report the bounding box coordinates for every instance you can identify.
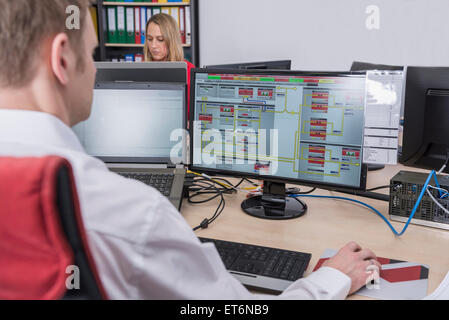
[199,237,311,293]
[119,172,174,196]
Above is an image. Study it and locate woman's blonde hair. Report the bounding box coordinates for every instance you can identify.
[144,13,184,62]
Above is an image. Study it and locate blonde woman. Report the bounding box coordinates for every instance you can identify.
[144,13,195,115]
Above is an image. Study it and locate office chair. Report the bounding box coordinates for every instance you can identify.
[0,156,107,300]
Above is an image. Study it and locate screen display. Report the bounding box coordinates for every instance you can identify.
[73,83,185,163]
[191,71,366,189]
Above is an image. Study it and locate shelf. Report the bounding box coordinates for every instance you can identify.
[103,2,190,6]
[96,0,198,64]
[105,43,191,48]
[106,43,144,47]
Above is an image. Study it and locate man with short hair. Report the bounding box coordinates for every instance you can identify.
[0,0,381,299]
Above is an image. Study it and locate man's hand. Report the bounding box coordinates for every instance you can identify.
[323,241,381,295]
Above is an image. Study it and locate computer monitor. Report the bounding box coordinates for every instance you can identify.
[73,62,187,164]
[94,61,187,84]
[350,61,404,72]
[73,82,186,164]
[189,69,368,220]
[204,60,291,70]
[401,66,449,173]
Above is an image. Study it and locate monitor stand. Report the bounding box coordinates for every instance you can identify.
[367,164,385,171]
[241,181,307,220]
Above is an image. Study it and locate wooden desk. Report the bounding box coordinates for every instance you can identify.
[180,165,449,298]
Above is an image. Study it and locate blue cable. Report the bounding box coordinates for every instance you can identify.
[289,170,439,236]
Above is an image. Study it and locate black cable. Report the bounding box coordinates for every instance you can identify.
[331,188,390,202]
[212,177,238,187]
[366,183,404,192]
[192,177,239,193]
[187,175,259,230]
[188,178,231,194]
[188,180,224,204]
[285,186,317,195]
[244,178,258,186]
[188,176,227,231]
[298,187,317,195]
[233,178,246,188]
[188,192,222,204]
[192,197,224,230]
[366,185,391,192]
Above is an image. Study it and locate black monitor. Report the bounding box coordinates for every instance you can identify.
[401,66,449,173]
[350,61,404,72]
[204,60,291,70]
[94,61,187,83]
[189,68,368,220]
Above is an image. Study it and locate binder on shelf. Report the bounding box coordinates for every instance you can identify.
[179,6,186,44]
[125,54,134,62]
[135,53,144,62]
[158,0,168,3]
[161,7,170,15]
[107,7,118,43]
[185,5,191,45]
[146,7,152,24]
[117,6,126,43]
[170,6,180,29]
[102,7,108,44]
[134,7,141,44]
[152,7,161,15]
[140,7,147,44]
[126,7,134,44]
[89,7,99,41]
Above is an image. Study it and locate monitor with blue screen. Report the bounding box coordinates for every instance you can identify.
[189,69,368,219]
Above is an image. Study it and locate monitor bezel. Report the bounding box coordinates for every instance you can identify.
[203,59,292,70]
[94,61,188,84]
[188,68,368,192]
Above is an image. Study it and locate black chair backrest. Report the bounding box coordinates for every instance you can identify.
[56,164,106,300]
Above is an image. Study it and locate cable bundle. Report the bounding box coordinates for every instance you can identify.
[186,171,259,231]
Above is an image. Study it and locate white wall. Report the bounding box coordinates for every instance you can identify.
[199,0,449,70]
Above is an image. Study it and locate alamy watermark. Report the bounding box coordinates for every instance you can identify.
[365,264,381,290]
[66,5,80,30]
[170,124,281,175]
[66,265,80,290]
[365,5,380,30]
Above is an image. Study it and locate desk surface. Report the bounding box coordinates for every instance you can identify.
[180,165,449,299]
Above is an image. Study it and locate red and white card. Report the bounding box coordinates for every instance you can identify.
[314,249,429,300]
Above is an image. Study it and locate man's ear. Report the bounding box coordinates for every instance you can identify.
[50,33,73,86]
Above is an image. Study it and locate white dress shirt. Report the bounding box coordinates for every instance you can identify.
[0,110,351,300]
